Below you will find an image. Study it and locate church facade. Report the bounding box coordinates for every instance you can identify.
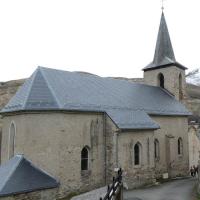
[0,12,191,199]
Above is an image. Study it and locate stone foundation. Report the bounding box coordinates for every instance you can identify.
[0,188,58,200]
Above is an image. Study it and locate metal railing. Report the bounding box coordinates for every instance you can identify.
[100,168,123,200]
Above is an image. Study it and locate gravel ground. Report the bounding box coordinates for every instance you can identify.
[71,186,107,200]
[124,177,197,200]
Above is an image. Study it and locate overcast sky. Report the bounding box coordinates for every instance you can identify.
[0,0,199,81]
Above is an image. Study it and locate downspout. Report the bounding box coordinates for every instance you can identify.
[116,131,118,167]
[115,130,120,168]
[103,112,107,184]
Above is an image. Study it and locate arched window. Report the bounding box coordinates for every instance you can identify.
[178,137,183,155]
[134,142,142,165]
[179,73,183,100]
[154,139,159,160]
[158,73,165,88]
[81,146,89,170]
[9,122,16,159]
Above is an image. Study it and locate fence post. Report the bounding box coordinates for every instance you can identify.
[198,160,200,194]
[100,169,123,200]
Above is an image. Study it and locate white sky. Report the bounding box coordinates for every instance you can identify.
[0,0,199,81]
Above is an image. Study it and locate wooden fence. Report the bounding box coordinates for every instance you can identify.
[99,168,123,200]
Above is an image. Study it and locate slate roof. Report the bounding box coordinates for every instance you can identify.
[143,12,187,71]
[107,110,159,130]
[1,66,190,130]
[0,155,59,197]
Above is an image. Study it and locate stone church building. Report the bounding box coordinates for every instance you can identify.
[0,12,191,199]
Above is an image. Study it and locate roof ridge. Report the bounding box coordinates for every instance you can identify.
[23,69,39,109]
[39,68,62,108]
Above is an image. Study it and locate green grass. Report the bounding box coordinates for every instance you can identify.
[197,195,200,200]
[195,193,200,200]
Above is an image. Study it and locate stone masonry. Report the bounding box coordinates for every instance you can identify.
[144,66,187,101]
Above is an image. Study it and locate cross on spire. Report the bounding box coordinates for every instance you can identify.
[161,0,165,11]
[143,10,187,71]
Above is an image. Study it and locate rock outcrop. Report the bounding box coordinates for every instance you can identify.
[0,79,26,110]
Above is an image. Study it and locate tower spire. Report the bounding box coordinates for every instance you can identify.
[143,11,187,71]
[153,12,175,65]
[143,9,187,101]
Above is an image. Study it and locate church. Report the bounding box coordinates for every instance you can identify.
[0,11,191,199]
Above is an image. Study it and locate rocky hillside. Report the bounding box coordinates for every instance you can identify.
[185,84,200,117]
[0,79,25,110]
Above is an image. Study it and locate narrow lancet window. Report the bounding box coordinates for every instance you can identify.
[134,143,141,165]
[178,137,183,155]
[81,146,89,170]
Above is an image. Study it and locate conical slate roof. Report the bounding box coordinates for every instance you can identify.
[143,12,187,71]
[0,155,59,197]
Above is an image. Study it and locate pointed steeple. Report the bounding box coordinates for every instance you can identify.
[153,12,175,65]
[143,12,187,71]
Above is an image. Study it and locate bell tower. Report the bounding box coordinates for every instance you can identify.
[143,12,187,101]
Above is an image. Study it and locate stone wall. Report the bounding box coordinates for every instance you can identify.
[0,188,58,200]
[152,116,189,178]
[105,115,189,188]
[117,130,155,189]
[1,112,190,196]
[1,112,105,198]
[188,125,200,167]
[143,66,186,101]
[99,116,156,189]
[197,161,200,194]
[105,116,118,182]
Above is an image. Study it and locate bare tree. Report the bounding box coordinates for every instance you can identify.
[186,69,199,78]
[186,68,200,85]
